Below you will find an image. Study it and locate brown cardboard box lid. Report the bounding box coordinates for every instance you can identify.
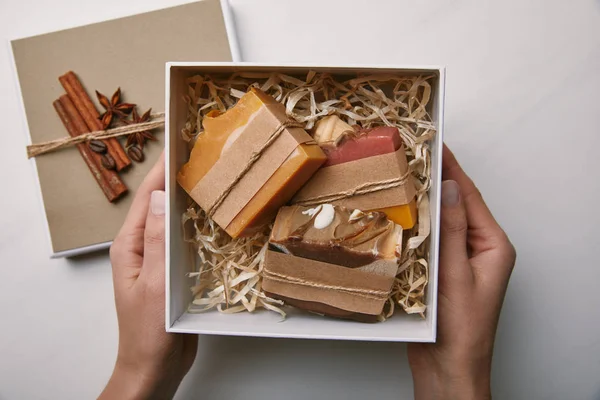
[11,0,233,256]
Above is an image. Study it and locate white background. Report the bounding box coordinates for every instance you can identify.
[1,0,599,399]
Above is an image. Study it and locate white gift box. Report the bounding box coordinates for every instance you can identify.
[166,63,445,342]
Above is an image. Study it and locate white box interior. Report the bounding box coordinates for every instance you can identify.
[166,63,444,342]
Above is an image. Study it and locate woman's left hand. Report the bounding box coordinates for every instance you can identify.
[99,152,198,400]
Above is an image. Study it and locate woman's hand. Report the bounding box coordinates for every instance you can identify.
[99,152,198,400]
[408,145,517,400]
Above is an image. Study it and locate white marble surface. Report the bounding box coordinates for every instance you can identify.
[1,0,599,399]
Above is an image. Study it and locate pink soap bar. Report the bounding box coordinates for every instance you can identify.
[322,126,402,167]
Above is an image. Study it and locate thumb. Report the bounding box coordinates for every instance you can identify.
[439,180,472,286]
[140,190,166,284]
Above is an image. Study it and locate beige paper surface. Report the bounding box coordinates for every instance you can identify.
[263,250,398,315]
[12,0,232,253]
[191,104,313,228]
[292,147,417,211]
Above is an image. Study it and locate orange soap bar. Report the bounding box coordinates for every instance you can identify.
[178,88,326,238]
[226,144,326,237]
[372,199,418,230]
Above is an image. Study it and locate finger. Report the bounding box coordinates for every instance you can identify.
[119,151,166,240]
[473,241,516,299]
[442,145,499,230]
[110,152,165,289]
[439,180,473,290]
[139,190,166,285]
[442,145,505,252]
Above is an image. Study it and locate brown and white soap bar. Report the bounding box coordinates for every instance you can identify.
[269,204,402,268]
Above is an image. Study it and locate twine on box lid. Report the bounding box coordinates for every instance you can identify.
[26,113,165,158]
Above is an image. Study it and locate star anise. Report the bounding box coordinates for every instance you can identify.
[96,88,135,128]
[124,107,157,149]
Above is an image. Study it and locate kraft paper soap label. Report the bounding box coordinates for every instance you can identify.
[263,250,398,316]
[292,146,416,211]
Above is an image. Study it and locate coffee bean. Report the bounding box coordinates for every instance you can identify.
[101,153,116,170]
[127,145,144,163]
[89,139,108,154]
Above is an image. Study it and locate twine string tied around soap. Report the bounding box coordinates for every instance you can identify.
[293,171,411,207]
[205,120,305,218]
[26,112,166,158]
[263,270,389,301]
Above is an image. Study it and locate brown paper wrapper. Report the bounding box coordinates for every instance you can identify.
[292,146,416,210]
[190,104,313,229]
[262,250,398,316]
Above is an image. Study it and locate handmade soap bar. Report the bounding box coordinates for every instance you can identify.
[226,144,326,237]
[304,125,418,229]
[264,205,401,319]
[177,88,326,238]
[270,204,402,267]
[321,126,403,167]
[262,249,399,320]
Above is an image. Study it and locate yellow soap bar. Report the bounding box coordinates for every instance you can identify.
[177,88,326,238]
[372,199,418,229]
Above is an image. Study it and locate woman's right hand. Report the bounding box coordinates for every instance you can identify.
[408,145,517,400]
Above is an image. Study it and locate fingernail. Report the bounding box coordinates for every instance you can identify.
[441,180,460,206]
[150,190,166,216]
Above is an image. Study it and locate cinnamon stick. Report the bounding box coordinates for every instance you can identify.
[59,71,131,171]
[54,96,127,202]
